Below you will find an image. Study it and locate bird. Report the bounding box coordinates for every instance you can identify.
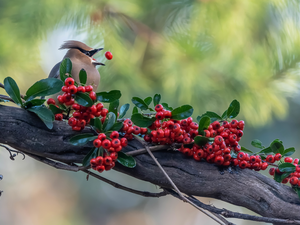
[49,40,105,91]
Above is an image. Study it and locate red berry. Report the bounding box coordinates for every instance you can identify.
[155,104,163,112]
[89,91,97,101]
[156,111,164,120]
[98,133,106,141]
[93,139,102,148]
[102,139,111,149]
[290,176,298,186]
[237,152,246,160]
[282,178,289,184]
[294,158,299,164]
[105,51,113,60]
[189,122,198,130]
[84,85,93,92]
[236,130,243,138]
[186,117,193,124]
[266,155,275,163]
[110,152,118,161]
[182,148,192,156]
[101,108,108,117]
[77,86,86,93]
[261,162,268,170]
[214,136,223,145]
[238,120,245,130]
[284,157,293,163]
[214,156,224,165]
[96,165,105,173]
[47,98,56,105]
[296,165,300,173]
[57,95,64,103]
[111,139,121,148]
[230,119,238,128]
[68,117,77,126]
[204,130,210,138]
[166,120,174,130]
[223,154,231,161]
[72,126,82,131]
[163,110,172,118]
[140,127,148,134]
[110,131,119,139]
[211,121,220,130]
[55,113,63,121]
[104,156,112,165]
[269,167,275,176]
[239,160,248,169]
[68,85,77,94]
[65,77,74,86]
[90,158,97,167]
[95,156,103,165]
[133,126,141,135]
[274,153,282,161]
[229,133,237,143]
[62,86,69,92]
[173,123,180,132]
[114,145,122,152]
[96,103,103,112]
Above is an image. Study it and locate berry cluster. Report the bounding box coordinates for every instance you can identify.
[269,157,300,185]
[90,131,128,172]
[179,119,245,167]
[121,119,148,141]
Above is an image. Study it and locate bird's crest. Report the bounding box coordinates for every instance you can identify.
[59,40,93,51]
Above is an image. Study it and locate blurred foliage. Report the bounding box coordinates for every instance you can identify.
[1,0,300,126]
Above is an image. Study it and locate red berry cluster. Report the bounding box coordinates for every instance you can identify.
[269,157,300,185]
[120,119,148,141]
[69,102,108,131]
[143,104,199,144]
[58,77,96,105]
[90,131,128,172]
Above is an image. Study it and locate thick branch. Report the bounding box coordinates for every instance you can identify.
[1,105,300,223]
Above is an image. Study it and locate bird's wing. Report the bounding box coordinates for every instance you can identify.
[48,62,61,79]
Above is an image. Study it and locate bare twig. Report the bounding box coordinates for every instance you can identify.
[133,136,228,225]
[0,94,14,103]
[24,152,167,198]
[81,168,168,198]
[126,144,181,156]
[166,189,300,224]
[0,144,25,160]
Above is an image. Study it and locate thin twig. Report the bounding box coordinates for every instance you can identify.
[133,136,227,225]
[0,144,25,160]
[24,152,167,198]
[81,168,168,198]
[126,144,180,156]
[167,189,300,224]
[0,94,14,103]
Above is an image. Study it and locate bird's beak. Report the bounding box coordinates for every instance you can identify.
[91,48,105,66]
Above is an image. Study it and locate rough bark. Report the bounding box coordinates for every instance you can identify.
[1,105,300,222]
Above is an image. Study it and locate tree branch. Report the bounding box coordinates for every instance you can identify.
[1,104,300,224]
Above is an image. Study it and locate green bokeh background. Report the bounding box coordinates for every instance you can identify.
[1,0,300,224]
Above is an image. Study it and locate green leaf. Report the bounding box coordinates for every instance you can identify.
[119,103,130,118]
[24,99,46,108]
[227,100,240,119]
[25,78,63,101]
[117,152,136,168]
[79,69,87,85]
[103,112,116,132]
[69,133,97,146]
[109,122,123,131]
[58,104,67,111]
[96,90,121,103]
[241,146,253,154]
[4,77,23,106]
[258,147,273,154]
[221,110,228,120]
[132,97,148,110]
[274,171,291,183]
[197,111,222,123]
[82,147,98,167]
[194,136,209,146]
[161,103,173,111]
[294,187,300,199]
[60,58,72,81]
[48,104,63,114]
[131,113,156,127]
[171,105,193,120]
[92,117,102,132]
[270,139,284,154]
[132,106,138,114]
[278,163,296,173]
[75,92,94,107]
[153,94,161,106]
[109,100,119,117]
[198,116,211,133]
[144,97,152,106]
[27,105,54,129]
[251,139,264,149]
[283,147,296,157]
